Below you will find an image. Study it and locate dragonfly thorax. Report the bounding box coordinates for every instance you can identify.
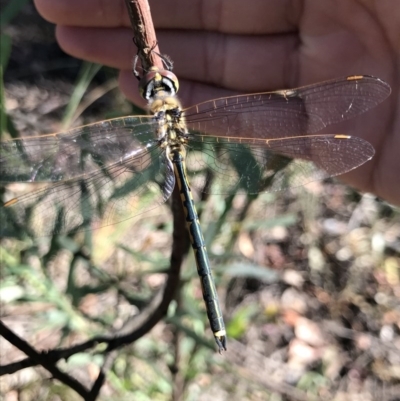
[149,93,182,115]
[151,92,188,153]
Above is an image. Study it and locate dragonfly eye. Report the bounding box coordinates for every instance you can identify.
[139,67,179,101]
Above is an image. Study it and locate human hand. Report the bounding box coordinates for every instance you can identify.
[34,0,400,205]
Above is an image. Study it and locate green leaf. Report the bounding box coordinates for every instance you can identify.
[221,262,279,282]
[226,304,259,339]
[243,213,297,230]
[0,284,25,303]
[165,315,215,350]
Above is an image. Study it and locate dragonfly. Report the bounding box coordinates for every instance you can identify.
[0,67,391,352]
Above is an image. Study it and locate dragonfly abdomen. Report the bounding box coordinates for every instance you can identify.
[170,147,227,352]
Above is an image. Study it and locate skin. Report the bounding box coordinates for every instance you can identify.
[34,0,400,206]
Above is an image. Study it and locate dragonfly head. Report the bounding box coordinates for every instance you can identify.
[139,67,179,101]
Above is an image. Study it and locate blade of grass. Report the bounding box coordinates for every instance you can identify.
[71,78,119,122]
[0,34,15,137]
[220,262,279,282]
[61,62,102,130]
[0,62,6,137]
[0,34,11,70]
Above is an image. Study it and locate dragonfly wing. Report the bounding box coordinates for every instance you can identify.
[0,116,158,182]
[1,116,176,237]
[184,75,390,139]
[1,148,175,237]
[185,134,374,194]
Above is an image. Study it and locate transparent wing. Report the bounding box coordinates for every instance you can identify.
[184,75,390,139]
[183,75,388,194]
[0,76,390,235]
[0,116,159,182]
[185,135,374,194]
[0,116,175,237]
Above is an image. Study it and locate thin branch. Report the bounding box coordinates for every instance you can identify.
[124,0,163,73]
[103,184,188,352]
[0,271,182,376]
[170,287,184,401]
[1,186,188,376]
[0,321,90,398]
[87,350,118,401]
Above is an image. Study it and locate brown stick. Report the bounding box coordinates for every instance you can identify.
[124,0,163,73]
[0,321,90,398]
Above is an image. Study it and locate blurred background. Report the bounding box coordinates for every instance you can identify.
[1,1,400,400]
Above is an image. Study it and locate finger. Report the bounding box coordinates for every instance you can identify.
[34,0,130,27]
[159,31,299,92]
[151,0,300,33]
[57,26,299,92]
[35,0,299,34]
[56,26,135,69]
